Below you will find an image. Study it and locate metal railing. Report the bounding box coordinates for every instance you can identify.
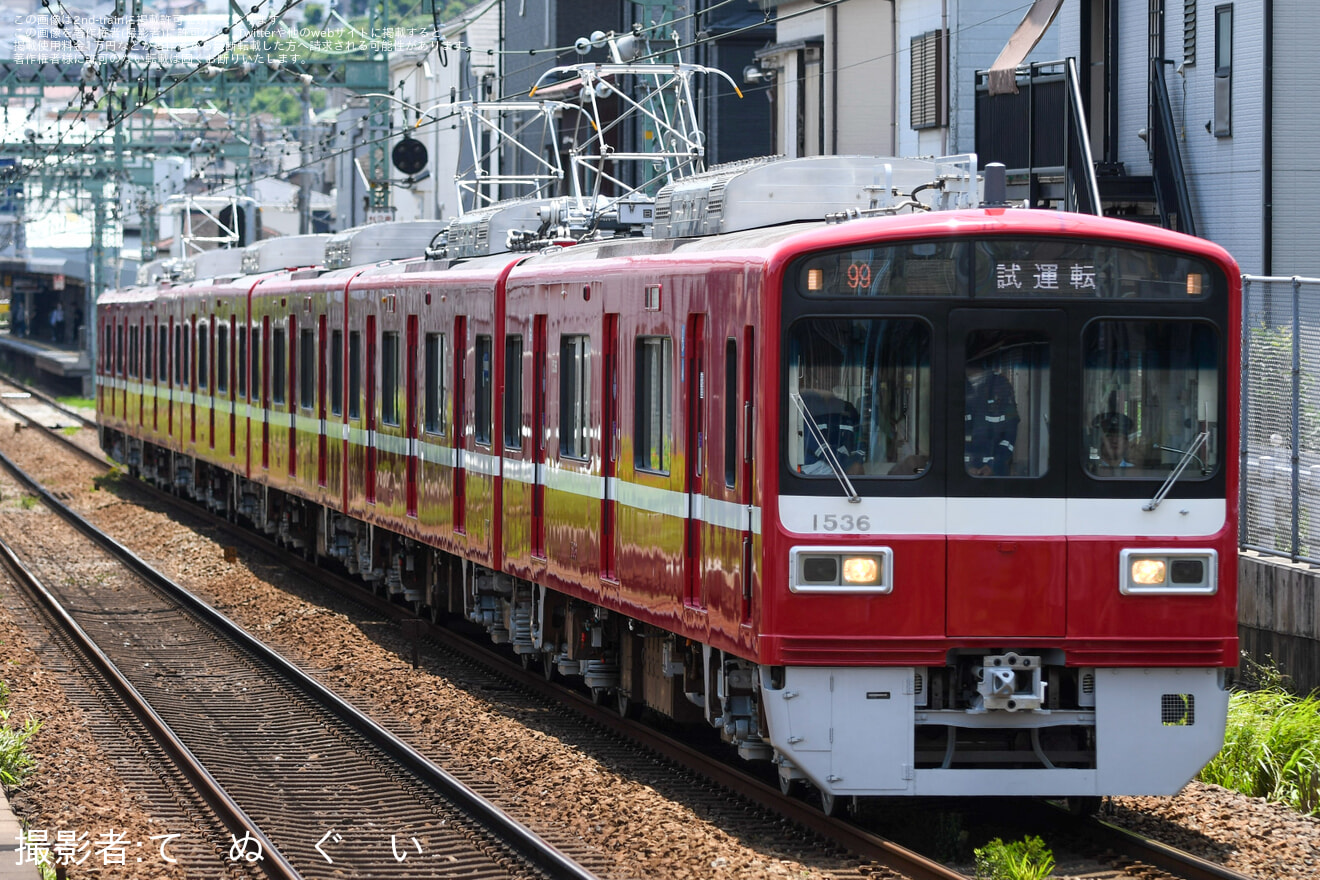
[1241,274,1320,563]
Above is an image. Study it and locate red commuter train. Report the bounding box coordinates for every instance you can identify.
[97,156,1240,809]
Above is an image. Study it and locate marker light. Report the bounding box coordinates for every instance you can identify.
[1186,273,1204,296]
[807,268,824,292]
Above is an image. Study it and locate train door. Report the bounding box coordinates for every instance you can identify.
[137,317,145,427]
[738,328,755,622]
[318,314,328,487]
[452,315,467,533]
[288,316,298,477]
[945,309,1067,638]
[228,316,237,458]
[261,315,271,470]
[169,318,177,438]
[187,316,196,446]
[366,314,377,504]
[406,314,418,517]
[601,314,619,580]
[685,313,707,608]
[531,315,546,558]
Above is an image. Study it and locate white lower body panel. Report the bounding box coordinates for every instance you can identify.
[761,665,1228,797]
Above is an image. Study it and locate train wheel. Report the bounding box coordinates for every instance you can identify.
[590,687,609,706]
[427,603,442,624]
[778,774,804,798]
[519,652,533,671]
[541,653,557,682]
[818,789,841,818]
[1066,796,1101,817]
[616,691,641,720]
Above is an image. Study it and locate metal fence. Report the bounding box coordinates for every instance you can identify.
[1241,274,1320,563]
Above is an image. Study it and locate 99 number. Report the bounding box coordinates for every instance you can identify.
[846,262,872,290]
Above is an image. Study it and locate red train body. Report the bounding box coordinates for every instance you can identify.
[98,157,1239,804]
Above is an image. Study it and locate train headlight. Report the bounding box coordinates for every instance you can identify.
[791,547,892,593]
[1120,549,1217,595]
[842,556,881,585]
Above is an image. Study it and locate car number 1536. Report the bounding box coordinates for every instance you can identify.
[812,514,872,532]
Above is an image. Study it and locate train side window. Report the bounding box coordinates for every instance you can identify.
[504,335,523,449]
[381,330,400,426]
[197,323,209,391]
[182,331,191,389]
[272,327,286,406]
[964,329,1049,478]
[217,325,229,394]
[424,332,444,434]
[300,328,315,410]
[725,338,737,487]
[237,327,247,399]
[560,334,591,460]
[331,329,343,416]
[128,325,139,378]
[474,335,492,445]
[348,330,362,420]
[635,336,672,473]
[116,323,125,375]
[158,326,167,385]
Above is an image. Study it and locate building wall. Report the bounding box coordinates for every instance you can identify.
[834,1,896,156]
[1269,3,1320,277]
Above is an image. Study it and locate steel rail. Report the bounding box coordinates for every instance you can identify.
[0,517,301,880]
[0,448,602,880]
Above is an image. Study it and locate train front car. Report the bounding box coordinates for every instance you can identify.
[759,209,1239,801]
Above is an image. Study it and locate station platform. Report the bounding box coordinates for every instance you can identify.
[0,331,90,396]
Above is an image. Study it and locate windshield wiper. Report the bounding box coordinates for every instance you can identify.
[1144,431,1209,511]
[790,392,861,503]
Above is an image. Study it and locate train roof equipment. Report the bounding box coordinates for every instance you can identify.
[241,234,334,274]
[323,220,449,270]
[651,154,983,239]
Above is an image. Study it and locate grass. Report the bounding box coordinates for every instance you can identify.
[973,835,1055,880]
[1198,676,1320,814]
[0,682,39,789]
[55,395,94,411]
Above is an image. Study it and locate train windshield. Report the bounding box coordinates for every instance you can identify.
[786,318,932,478]
[1083,320,1219,479]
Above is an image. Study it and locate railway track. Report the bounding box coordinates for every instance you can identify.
[0,375,1265,880]
[0,446,601,880]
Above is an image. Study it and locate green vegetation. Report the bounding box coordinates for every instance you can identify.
[55,395,94,411]
[251,85,329,127]
[973,835,1055,880]
[1199,663,1320,814]
[0,686,40,788]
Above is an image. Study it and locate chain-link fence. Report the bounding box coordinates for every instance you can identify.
[1241,275,1320,563]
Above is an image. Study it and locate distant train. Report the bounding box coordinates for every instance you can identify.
[97,155,1239,811]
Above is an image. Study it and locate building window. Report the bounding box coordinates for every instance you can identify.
[381,330,399,426]
[635,336,672,473]
[474,335,492,445]
[1213,5,1231,137]
[504,335,523,449]
[300,328,315,409]
[560,334,591,460]
[1183,0,1197,66]
[910,29,947,130]
[424,333,444,434]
